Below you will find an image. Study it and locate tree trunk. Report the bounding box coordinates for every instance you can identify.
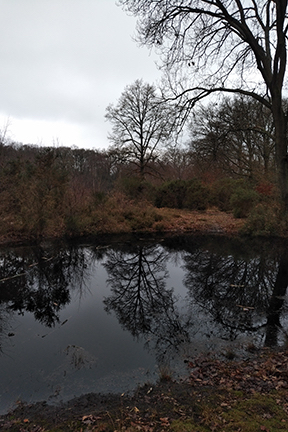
[272,99,288,214]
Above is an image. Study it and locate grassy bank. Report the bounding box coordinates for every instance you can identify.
[1,348,288,431]
[0,197,246,245]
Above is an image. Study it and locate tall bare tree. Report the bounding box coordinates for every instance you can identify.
[119,1,288,211]
[105,79,176,179]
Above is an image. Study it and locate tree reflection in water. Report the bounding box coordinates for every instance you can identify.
[265,250,288,347]
[103,242,191,363]
[181,238,288,349]
[0,235,287,363]
[103,237,288,359]
[0,243,90,332]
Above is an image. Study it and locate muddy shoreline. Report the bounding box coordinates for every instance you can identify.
[1,348,288,431]
[0,380,196,431]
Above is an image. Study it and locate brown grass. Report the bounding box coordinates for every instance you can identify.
[151,207,245,235]
[0,194,246,245]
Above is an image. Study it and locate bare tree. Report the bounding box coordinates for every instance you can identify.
[189,96,275,179]
[161,143,194,180]
[119,1,288,211]
[105,79,176,180]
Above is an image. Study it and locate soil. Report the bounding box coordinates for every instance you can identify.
[1,348,288,431]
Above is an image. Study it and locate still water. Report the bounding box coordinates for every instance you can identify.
[0,234,288,414]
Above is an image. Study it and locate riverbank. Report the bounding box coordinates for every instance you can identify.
[1,347,288,431]
[0,207,246,247]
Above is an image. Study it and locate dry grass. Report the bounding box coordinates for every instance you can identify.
[0,195,246,245]
[152,207,245,235]
[88,203,245,237]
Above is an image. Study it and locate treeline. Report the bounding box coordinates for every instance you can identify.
[0,96,281,241]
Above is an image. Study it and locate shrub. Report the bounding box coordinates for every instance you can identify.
[129,212,154,230]
[65,215,82,235]
[230,187,260,218]
[155,180,187,209]
[184,179,210,210]
[242,203,283,236]
[93,191,107,205]
[118,176,156,202]
[211,178,248,211]
[255,181,274,197]
[155,178,211,210]
[124,205,161,231]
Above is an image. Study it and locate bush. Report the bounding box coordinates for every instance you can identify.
[242,203,283,236]
[155,179,211,211]
[118,176,156,202]
[184,179,210,210]
[155,180,187,209]
[93,191,107,205]
[128,208,157,230]
[230,187,260,218]
[255,181,274,197]
[211,178,247,211]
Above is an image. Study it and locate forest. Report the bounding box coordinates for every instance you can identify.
[1,0,287,243]
[0,94,282,242]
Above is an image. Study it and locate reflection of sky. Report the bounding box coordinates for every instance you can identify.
[166,257,187,298]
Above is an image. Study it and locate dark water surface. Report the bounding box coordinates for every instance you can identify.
[0,234,288,414]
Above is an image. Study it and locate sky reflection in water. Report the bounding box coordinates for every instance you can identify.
[0,234,287,414]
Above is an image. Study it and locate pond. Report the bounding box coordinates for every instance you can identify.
[0,233,288,414]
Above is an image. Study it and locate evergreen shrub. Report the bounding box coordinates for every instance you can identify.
[184,179,210,210]
[230,187,259,218]
[118,176,156,202]
[155,180,187,209]
[241,202,286,236]
[210,178,240,211]
[155,179,211,210]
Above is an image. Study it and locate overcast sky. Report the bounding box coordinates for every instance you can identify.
[0,0,161,150]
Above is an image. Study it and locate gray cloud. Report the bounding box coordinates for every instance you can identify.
[0,0,161,148]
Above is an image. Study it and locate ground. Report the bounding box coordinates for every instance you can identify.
[152,208,245,236]
[1,348,288,431]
